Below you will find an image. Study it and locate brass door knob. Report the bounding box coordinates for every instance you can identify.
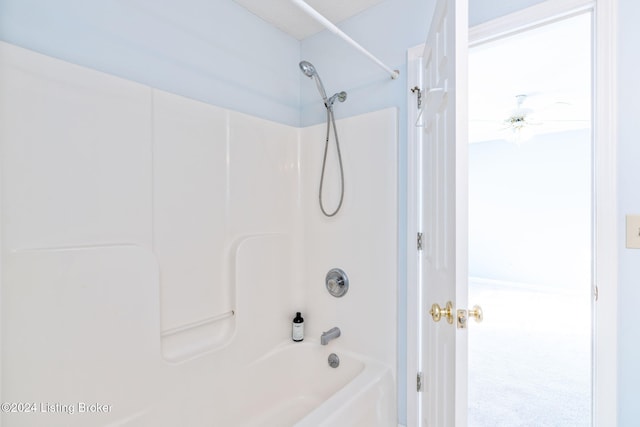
[430,301,454,324]
[469,305,483,323]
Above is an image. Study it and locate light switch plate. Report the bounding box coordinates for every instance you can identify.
[626,215,640,249]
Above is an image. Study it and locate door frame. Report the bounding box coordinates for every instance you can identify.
[405,0,617,425]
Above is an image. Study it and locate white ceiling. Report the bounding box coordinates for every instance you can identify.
[469,13,592,143]
[232,0,386,40]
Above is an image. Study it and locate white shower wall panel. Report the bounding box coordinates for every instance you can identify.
[227,111,300,235]
[153,90,301,360]
[226,111,306,331]
[300,108,398,373]
[2,246,163,426]
[0,41,397,426]
[152,91,234,361]
[1,42,304,423]
[0,42,153,251]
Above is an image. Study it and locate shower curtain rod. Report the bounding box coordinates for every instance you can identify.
[291,0,400,80]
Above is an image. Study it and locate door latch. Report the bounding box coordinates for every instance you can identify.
[457,305,483,329]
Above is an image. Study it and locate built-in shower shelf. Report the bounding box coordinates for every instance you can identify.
[161,310,235,338]
[161,310,236,363]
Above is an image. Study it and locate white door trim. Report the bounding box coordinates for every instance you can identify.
[468,0,595,47]
[406,0,617,425]
[405,43,423,427]
[591,0,618,425]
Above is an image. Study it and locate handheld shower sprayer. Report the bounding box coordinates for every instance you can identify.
[299,60,347,217]
[299,61,347,109]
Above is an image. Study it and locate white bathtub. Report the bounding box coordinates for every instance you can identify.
[210,342,396,427]
[103,341,395,427]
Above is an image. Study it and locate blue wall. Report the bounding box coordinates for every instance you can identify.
[299,0,431,127]
[0,0,301,126]
[469,131,591,290]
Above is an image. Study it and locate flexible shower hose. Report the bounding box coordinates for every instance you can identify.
[319,107,344,217]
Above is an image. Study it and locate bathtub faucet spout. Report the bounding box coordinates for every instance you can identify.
[320,327,341,345]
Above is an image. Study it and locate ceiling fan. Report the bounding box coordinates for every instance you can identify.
[469,92,588,144]
[502,94,541,143]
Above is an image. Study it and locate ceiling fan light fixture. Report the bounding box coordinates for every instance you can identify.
[504,94,537,143]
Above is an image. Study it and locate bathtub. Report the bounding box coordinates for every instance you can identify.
[210,342,396,427]
[104,341,395,427]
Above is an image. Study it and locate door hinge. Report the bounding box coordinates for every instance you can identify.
[417,232,423,251]
[417,371,423,392]
[411,86,423,109]
[594,285,599,301]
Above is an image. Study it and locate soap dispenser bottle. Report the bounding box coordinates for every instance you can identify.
[292,312,304,342]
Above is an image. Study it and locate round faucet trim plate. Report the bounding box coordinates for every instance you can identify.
[325,268,349,298]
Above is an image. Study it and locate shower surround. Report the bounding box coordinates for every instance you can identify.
[0,42,397,426]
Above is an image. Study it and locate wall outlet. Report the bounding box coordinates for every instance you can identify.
[626,215,640,249]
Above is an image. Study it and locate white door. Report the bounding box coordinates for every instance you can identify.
[418,0,469,425]
[409,1,616,426]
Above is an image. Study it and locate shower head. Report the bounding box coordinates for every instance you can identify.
[326,91,347,107]
[299,60,316,78]
[299,60,327,101]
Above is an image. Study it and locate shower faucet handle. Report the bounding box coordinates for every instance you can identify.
[325,268,349,298]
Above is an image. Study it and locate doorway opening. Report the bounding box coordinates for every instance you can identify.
[467,12,593,426]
